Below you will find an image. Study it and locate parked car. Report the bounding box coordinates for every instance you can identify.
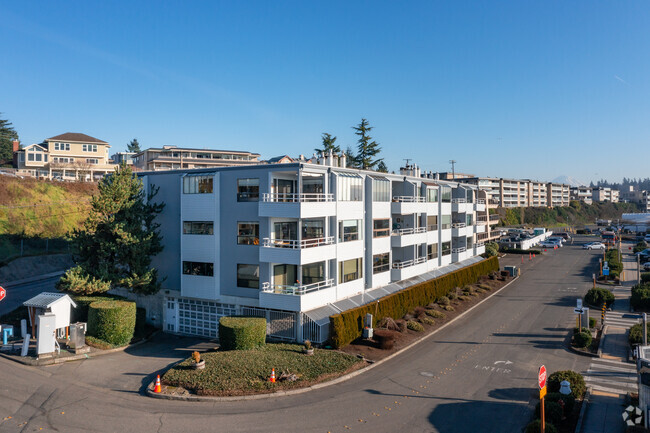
[554,232,572,241]
[644,234,650,243]
[539,240,558,248]
[643,262,650,271]
[583,242,606,250]
[547,237,564,247]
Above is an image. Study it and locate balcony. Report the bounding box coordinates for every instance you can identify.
[391,195,426,214]
[391,257,427,281]
[391,226,427,247]
[259,279,336,312]
[452,246,469,262]
[452,198,471,213]
[451,222,468,237]
[474,224,486,234]
[476,216,488,225]
[259,193,335,218]
[489,214,500,223]
[259,237,336,265]
[475,199,486,212]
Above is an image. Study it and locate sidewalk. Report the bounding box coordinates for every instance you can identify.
[579,243,638,433]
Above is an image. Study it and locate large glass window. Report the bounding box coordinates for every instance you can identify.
[237,264,259,288]
[182,261,214,276]
[237,222,259,245]
[337,174,363,201]
[373,219,390,238]
[441,242,451,256]
[466,214,473,226]
[427,244,438,260]
[441,186,452,203]
[373,253,390,274]
[372,178,390,202]
[427,188,438,203]
[467,237,473,249]
[237,178,259,202]
[183,176,213,194]
[274,221,298,243]
[302,261,325,285]
[28,153,34,161]
[302,175,324,195]
[441,215,451,230]
[339,220,361,242]
[302,219,324,240]
[273,264,297,288]
[183,221,214,235]
[339,258,362,283]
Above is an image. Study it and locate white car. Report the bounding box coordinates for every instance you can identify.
[547,238,563,247]
[539,240,557,248]
[584,242,606,250]
[643,262,650,271]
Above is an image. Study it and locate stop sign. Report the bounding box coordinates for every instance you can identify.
[538,365,547,389]
[0,286,5,302]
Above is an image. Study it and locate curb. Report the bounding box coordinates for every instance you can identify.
[574,387,591,433]
[597,325,608,358]
[148,275,521,402]
[0,330,160,366]
[2,271,65,287]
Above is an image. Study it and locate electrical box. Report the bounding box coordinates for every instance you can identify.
[68,322,87,349]
[36,313,57,355]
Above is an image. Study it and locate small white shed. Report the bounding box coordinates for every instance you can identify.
[23,292,77,337]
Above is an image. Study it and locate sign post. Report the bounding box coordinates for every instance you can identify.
[0,286,5,302]
[539,365,547,433]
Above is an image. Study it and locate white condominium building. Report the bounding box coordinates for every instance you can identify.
[138,161,487,343]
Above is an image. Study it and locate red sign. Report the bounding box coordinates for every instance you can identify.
[538,365,547,390]
[0,286,5,302]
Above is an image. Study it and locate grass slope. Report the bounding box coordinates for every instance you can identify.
[497,201,640,227]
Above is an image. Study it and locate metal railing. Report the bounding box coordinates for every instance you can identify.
[489,214,500,221]
[391,256,427,269]
[261,192,334,203]
[262,236,334,249]
[392,196,426,203]
[476,199,485,204]
[427,224,438,231]
[475,242,485,248]
[392,227,426,236]
[261,278,334,295]
[451,222,467,228]
[452,247,467,253]
[451,198,467,203]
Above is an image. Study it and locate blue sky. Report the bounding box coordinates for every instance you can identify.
[1,1,648,183]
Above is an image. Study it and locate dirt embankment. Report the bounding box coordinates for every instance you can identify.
[0,254,73,283]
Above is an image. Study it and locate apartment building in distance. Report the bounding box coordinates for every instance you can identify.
[137,158,487,343]
[111,151,136,166]
[456,177,571,208]
[13,133,116,180]
[132,145,262,171]
[570,186,593,204]
[592,187,619,203]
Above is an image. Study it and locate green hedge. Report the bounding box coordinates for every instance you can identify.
[525,419,557,433]
[87,300,136,346]
[500,247,541,254]
[329,256,499,348]
[605,249,622,279]
[584,287,615,308]
[642,273,650,284]
[71,294,126,323]
[548,370,586,399]
[628,323,650,347]
[631,282,650,311]
[218,316,266,350]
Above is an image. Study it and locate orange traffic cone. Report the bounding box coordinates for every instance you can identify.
[521,255,524,264]
[154,375,162,393]
[270,368,276,383]
[529,252,532,261]
[533,253,535,258]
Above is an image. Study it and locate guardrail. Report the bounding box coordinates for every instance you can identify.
[452,247,467,253]
[451,198,467,203]
[261,278,334,295]
[262,193,334,202]
[392,227,426,236]
[392,196,426,203]
[392,257,427,269]
[262,236,334,249]
[451,222,467,228]
[476,199,485,204]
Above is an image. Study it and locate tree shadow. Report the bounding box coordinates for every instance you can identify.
[429,397,531,432]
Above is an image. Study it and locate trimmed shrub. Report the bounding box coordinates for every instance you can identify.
[425,310,445,319]
[373,329,396,350]
[631,282,650,311]
[437,296,450,306]
[420,316,435,326]
[548,370,586,399]
[628,322,650,347]
[448,291,458,300]
[589,317,596,329]
[525,419,558,433]
[642,273,650,284]
[535,400,563,426]
[218,316,266,350]
[442,305,455,311]
[407,320,424,332]
[72,294,126,323]
[414,306,426,317]
[87,300,136,346]
[478,284,492,291]
[329,257,499,347]
[546,392,575,415]
[458,295,470,301]
[584,287,614,308]
[574,329,592,348]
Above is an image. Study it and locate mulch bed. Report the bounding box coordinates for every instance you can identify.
[340,274,513,362]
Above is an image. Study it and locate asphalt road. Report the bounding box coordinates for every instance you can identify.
[0,239,599,433]
[0,275,60,316]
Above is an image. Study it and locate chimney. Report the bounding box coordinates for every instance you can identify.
[340,153,347,168]
[12,140,20,152]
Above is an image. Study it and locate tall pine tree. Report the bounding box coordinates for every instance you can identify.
[0,115,19,164]
[59,164,165,295]
[314,132,340,155]
[352,118,383,170]
[127,138,141,153]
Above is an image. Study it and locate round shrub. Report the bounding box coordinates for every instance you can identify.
[72,294,126,323]
[585,287,615,308]
[548,370,586,399]
[448,292,458,300]
[628,323,650,347]
[589,317,596,329]
[525,419,557,433]
[546,392,575,415]
[426,310,445,319]
[218,316,266,350]
[420,316,435,326]
[437,296,450,306]
[574,330,592,348]
[442,305,455,311]
[535,400,563,426]
[373,329,396,350]
[406,320,424,332]
[87,300,136,346]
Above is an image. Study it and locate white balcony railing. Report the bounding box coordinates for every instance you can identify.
[392,227,426,236]
[452,247,467,253]
[451,222,467,228]
[261,278,334,295]
[451,198,466,203]
[475,242,485,248]
[427,224,438,231]
[392,196,426,203]
[261,192,334,202]
[392,257,427,269]
[262,236,334,249]
[476,199,485,204]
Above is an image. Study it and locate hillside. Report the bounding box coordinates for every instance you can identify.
[496,201,641,227]
[0,176,96,237]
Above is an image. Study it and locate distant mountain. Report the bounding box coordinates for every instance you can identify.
[552,175,585,187]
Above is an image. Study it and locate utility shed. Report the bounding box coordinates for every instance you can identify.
[23,292,77,337]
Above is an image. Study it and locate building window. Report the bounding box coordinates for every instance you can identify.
[427,188,438,203]
[427,244,438,260]
[427,215,438,231]
[44,155,48,162]
[182,261,214,276]
[441,242,451,256]
[86,158,99,164]
[34,153,42,162]
[183,221,214,235]
[441,186,452,203]
[466,214,473,226]
[302,261,325,285]
[237,264,259,288]
[183,175,213,194]
[373,219,390,237]
[302,219,324,240]
[82,144,98,152]
[18,153,24,162]
[337,174,363,201]
[237,178,259,202]
[339,258,362,283]
[373,253,390,274]
[467,237,473,249]
[237,222,259,245]
[28,153,34,161]
[339,220,361,242]
[54,142,70,151]
[372,178,390,202]
[440,215,451,230]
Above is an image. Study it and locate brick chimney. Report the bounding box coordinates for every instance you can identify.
[12,140,20,152]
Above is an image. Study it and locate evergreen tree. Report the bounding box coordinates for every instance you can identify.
[63,164,165,295]
[127,138,141,153]
[0,115,19,163]
[352,118,383,170]
[376,160,388,173]
[314,133,340,155]
[344,146,357,168]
